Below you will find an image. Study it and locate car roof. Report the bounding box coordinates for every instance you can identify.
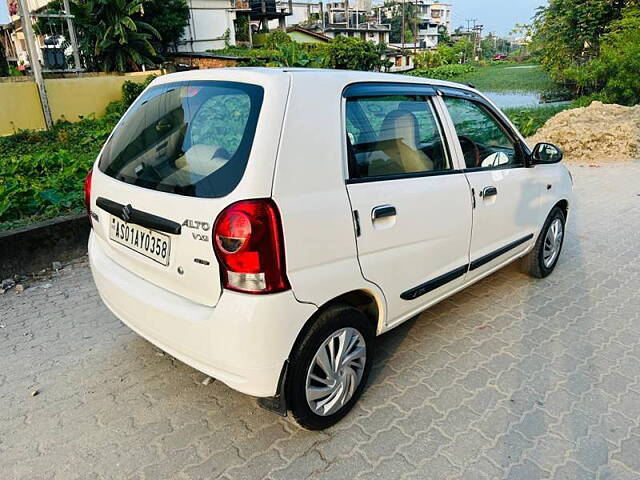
[152,67,479,96]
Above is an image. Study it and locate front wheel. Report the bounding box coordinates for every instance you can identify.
[287,303,374,430]
[522,206,566,278]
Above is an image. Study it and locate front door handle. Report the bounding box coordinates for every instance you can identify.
[372,205,396,220]
[480,186,498,198]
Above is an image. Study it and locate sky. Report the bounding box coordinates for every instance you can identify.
[452,0,548,36]
[0,0,546,36]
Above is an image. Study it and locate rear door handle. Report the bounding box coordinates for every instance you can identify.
[372,205,396,220]
[480,186,498,198]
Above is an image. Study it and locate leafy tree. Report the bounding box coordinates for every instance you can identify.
[531,0,628,82]
[532,0,640,104]
[140,0,189,54]
[384,2,417,44]
[413,38,472,68]
[325,36,385,71]
[438,25,452,46]
[88,0,161,72]
[235,13,251,43]
[452,38,473,63]
[571,6,640,104]
[37,0,191,72]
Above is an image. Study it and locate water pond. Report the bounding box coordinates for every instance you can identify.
[484,91,571,109]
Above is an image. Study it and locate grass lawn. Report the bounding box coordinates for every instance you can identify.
[449,63,560,93]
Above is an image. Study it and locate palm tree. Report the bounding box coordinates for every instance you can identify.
[38,0,162,72]
[80,0,161,72]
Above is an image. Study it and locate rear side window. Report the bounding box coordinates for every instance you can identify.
[99,81,264,198]
[346,95,450,180]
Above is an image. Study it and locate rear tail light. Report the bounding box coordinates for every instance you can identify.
[213,199,290,294]
[84,168,93,218]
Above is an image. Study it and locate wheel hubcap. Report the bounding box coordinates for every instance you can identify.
[305,327,367,416]
[543,218,564,268]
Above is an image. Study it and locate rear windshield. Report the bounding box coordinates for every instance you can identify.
[98,80,264,198]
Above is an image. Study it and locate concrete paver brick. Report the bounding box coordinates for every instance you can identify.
[2,163,640,478]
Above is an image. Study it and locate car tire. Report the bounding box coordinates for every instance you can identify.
[522,206,566,278]
[286,303,374,430]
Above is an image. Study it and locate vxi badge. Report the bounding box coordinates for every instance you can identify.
[182,219,210,242]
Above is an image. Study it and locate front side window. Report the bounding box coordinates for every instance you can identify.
[443,97,521,169]
[346,95,450,179]
[99,81,263,198]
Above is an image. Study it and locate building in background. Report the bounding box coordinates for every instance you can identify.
[374,0,451,49]
[286,25,330,43]
[174,0,245,52]
[3,0,49,69]
[322,2,389,45]
[266,1,322,31]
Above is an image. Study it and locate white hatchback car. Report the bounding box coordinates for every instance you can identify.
[86,68,573,430]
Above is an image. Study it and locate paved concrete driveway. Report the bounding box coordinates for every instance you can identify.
[2,163,640,480]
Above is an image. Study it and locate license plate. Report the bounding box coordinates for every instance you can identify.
[109,216,171,266]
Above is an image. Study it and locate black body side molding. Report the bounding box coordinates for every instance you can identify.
[400,233,535,301]
[401,265,468,301]
[469,234,534,271]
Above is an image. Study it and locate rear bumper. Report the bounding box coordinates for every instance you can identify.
[89,232,316,397]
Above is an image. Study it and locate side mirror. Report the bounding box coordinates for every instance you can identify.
[531,142,563,164]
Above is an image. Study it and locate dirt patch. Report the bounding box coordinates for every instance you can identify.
[528,101,640,162]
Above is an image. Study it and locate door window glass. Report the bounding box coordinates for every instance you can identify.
[346,96,450,179]
[443,97,521,169]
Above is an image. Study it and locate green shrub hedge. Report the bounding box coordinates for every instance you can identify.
[0,75,156,230]
[405,64,476,81]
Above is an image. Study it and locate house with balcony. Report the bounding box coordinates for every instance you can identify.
[316,2,390,45]
[266,1,323,31]
[262,1,389,45]
[373,0,451,49]
[3,0,51,69]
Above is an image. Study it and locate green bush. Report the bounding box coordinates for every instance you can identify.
[406,64,476,81]
[324,36,387,71]
[0,78,142,228]
[264,30,293,50]
[503,105,569,137]
[0,116,118,227]
[579,7,640,105]
[533,1,640,105]
[569,94,607,108]
[413,40,473,68]
[121,74,157,110]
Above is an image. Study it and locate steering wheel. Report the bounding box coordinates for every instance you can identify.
[458,135,481,168]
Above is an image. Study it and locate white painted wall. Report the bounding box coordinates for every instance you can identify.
[176,0,237,52]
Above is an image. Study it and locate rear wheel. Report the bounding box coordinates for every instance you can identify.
[287,304,374,430]
[522,207,566,278]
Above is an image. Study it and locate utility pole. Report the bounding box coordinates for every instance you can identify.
[476,24,483,60]
[16,0,53,128]
[62,0,81,71]
[413,0,420,53]
[465,18,477,33]
[401,0,405,49]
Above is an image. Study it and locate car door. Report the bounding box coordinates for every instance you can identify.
[344,83,472,328]
[439,90,542,281]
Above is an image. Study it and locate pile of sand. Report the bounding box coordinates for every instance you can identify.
[528,101,640,162]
